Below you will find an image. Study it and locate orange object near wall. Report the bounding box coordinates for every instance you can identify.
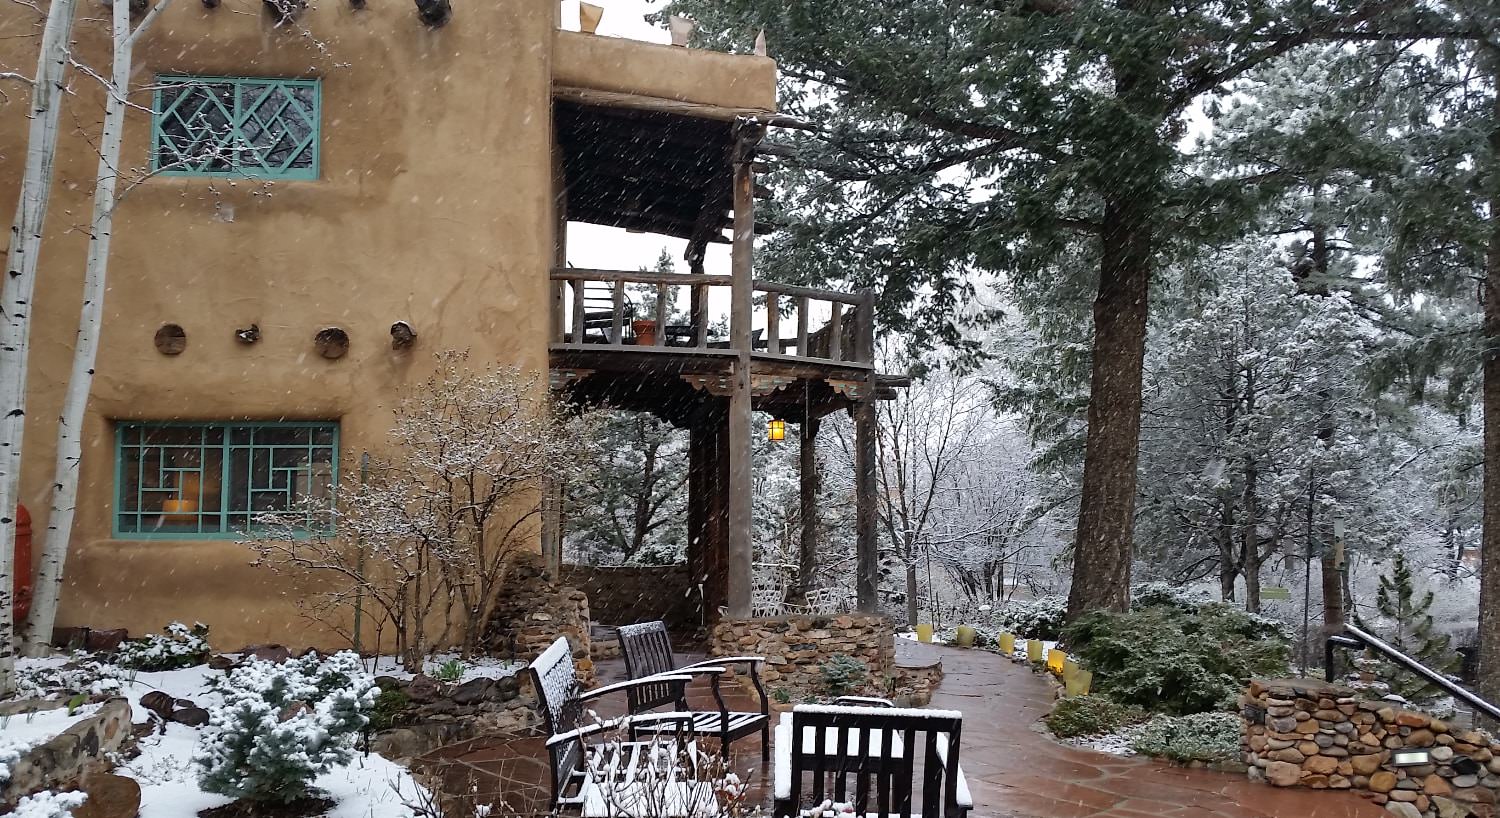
[14,503,32,623]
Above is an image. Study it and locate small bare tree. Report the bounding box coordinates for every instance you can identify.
[249,352,592,670]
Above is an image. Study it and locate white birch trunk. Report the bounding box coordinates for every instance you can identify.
[23,0,171,657]
[0,0,79,696]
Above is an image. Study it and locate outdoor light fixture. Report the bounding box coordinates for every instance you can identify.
[768,419,786,442]
[1391,749,1432,767]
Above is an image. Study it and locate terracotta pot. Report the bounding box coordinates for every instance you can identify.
[632,319,658,346]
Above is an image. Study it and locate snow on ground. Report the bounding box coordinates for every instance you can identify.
[366,652,526,683]
[1059,729,1139,757]
[13,655,427,818]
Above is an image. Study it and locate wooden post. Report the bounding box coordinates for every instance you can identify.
[725,123,761,619]
[570,280,585,345]
[541,476,563,576]
[688,241,709,348]
[766,292,779,356]
[611,279,625,345]
[796,296,810,357]
[828,302,843,361]
[655,283,668,347]
[855,288,878,613]
[795,410,821,607]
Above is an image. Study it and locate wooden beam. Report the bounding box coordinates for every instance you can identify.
[796,408,821,606]
[725,122,760,620]
[855,287,879,613]
[553,85,816,130]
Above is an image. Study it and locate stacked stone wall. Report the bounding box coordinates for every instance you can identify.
[1243,678,1500,817]
[709,614,895,694]
[559,564,700,629]
[483,552,592,682]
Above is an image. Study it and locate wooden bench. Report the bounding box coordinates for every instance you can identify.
[529,637,720,817]
[616,620,771,765]
[773,703,972,818]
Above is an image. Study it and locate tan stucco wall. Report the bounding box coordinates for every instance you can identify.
[0,3,780,652]
[0,0,556,650]
[552,30,778,111]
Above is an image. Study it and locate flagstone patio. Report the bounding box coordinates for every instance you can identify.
[415,640,1389,817]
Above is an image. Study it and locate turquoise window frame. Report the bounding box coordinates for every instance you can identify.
[151,75,321,180]
[113,421,339,540]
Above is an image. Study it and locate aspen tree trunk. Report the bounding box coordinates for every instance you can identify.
[0,0,79,695]
[25,0,170,655]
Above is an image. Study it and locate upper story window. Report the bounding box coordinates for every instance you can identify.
[152,76,321,180]
[115,421,338,538]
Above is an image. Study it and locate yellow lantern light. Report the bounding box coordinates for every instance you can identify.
[1046,648,1066,676]
[768,419,786,442]
[954,625,976,647]
[1065,669,1093,697]
[915,624,934,643]
[998,632,1016,655]
[1026,639,1044,664]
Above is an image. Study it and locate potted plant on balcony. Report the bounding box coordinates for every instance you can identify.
[632,318,659,346]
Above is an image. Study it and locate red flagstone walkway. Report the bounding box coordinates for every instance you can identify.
[416,640,1389,817]
[927,643,1386,818]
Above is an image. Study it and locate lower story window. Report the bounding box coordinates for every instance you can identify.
[115,421,338,538]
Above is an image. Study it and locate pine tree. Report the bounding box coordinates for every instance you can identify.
[660,0,1479,621]
[1374,552,1460,701]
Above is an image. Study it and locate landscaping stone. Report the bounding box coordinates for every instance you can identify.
[0,698,132,808]
[169,706,210,727]
[73,773,141,818]
[1244,678,1500,817]
[138,690,174,718]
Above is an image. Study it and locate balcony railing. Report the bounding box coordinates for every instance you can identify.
[550,268,875,367]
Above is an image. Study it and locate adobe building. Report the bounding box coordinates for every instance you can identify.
[0,0,894,651]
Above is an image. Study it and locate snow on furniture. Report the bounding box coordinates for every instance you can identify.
[772,703,972,818]
[616,620,771,764]
[531,636,710,816]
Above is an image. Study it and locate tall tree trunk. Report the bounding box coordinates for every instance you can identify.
[904,529,919,626]
[0,0,79,695]
[1067,193,1152,620]
[1476,50,1500,704]
[26,0,165,655]
[1217,499,1237,603]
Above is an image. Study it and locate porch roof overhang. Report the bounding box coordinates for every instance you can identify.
[553,87,808,242]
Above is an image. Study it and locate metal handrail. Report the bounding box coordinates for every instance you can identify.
[1325,623,1500,723]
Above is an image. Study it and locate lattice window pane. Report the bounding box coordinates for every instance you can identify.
[152,77,320,180]
[116,421,338,538]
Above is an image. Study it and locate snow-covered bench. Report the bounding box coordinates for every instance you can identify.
[530,637,719,817]
[772,703,972,818]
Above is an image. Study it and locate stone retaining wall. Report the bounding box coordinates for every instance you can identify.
[709,614,895,694]
[1,698,132,808]
[1243,678,1500,818]
[483,553,592,682]
[370,672,538,761]
[559,564,700,629]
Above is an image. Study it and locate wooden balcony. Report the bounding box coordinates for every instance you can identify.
[548,268,888,424]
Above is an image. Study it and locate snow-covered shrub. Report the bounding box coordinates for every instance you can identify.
[1130,582,1213,613]
[1063,603,1290,715]
[1128,712,1242,763]
[14,660,124,699]
[115,622,210,671]
[11,791,88,818]
[194,650,377,804]
[996,595,1068,640]
[1044,695,1146,739]
[820,655,868,698]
